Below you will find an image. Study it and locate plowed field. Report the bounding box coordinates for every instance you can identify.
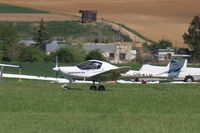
[0,0,199,44]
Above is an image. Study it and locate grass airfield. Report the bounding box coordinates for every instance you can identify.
[1,79,200,133]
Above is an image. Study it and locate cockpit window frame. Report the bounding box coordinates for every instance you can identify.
[76,61,102,70]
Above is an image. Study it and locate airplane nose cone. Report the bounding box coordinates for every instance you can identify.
[53,67,59,71]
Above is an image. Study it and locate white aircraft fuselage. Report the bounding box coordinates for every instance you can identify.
[122,58,200,82]
[53,60,119,80]
[53,60,130,90]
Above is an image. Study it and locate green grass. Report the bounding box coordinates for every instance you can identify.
[0,21,131,43]
[0,79,200,133]
[0,3,49,13]
[1,62,200,132]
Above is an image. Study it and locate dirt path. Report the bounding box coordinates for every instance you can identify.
[103,20,152,44]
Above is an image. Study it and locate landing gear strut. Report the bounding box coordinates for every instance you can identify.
[61,79,73,90]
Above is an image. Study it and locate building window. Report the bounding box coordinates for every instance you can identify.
[119,53,126,60]
[109,53,115,60]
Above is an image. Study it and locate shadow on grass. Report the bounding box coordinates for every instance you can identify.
[61,87,83,91]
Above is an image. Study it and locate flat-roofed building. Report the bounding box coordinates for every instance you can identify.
[158,48,175,62]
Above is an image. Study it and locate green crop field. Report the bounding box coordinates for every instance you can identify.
[0,79,200,133]
[0,21,130,43]
[0,3,49,13]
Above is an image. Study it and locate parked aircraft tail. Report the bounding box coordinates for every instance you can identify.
[166,58,187,77]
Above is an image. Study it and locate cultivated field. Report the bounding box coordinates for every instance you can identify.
[0,79,200,133]
[0,0,200,45]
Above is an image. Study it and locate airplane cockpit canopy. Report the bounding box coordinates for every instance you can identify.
[77,61,102,70]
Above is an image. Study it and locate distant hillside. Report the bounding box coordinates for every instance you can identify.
[0,21,131,44]
[0,3,49,13]
[2,0,198,45]
[0,3,154,45]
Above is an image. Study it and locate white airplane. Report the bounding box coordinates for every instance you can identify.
[53,60,130,90]
[0,63,21,80]
[122,58,200,82]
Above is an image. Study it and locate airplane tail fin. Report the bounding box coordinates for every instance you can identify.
[167,58,187,77]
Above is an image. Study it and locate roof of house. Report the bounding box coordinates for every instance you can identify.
[158,48,175,52]
[84,42,134,46]
[20,40,37,46]
[46,40,64,52]
[83,44,116,53]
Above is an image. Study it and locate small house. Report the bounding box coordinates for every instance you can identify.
[83,43,135,63]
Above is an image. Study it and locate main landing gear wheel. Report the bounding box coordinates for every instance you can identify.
[90,85,97,90]
[90,85,106,91]
[184,76,194,82]
[98,85,105,91]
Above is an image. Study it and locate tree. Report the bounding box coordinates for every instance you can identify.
[0,23,18,45]
[85,50,106,61]
[158,39,172,48]
[0,23,21,61]
[183,15,200,62]
[143,39,172,54]
[34,18,51,51]
[2,43,23,62]
[53,45,86,63]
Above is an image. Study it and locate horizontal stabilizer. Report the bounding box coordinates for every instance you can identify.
[0,64,20,68]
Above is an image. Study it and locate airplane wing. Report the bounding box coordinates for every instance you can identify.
[2,73,96,84]
[3,73,70,83]
[0,63,21,80]
[87,66,130,81]
[0,64,20,68]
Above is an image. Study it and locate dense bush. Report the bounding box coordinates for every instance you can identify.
[1,43,23,62]
[18,46,46,62]
[53,45,86,63]
[85,50,106,61]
